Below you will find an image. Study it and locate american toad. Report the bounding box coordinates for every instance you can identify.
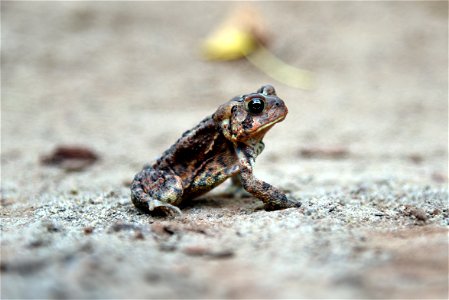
[131,85,301,215]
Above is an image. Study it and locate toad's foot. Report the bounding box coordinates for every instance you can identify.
[132,193,182,216]
[263,195,301,211]
[148,199,182,216]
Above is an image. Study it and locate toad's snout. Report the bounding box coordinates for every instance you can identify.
[270,97,288,116]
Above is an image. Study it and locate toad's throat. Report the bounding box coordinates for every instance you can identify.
[230,115,287,141]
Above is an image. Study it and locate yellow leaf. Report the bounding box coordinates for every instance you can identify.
[201,4,267,61]
[202,27,258,60]
[201,4,314,90]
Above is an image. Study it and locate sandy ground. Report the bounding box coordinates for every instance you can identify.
[1,2,448,299]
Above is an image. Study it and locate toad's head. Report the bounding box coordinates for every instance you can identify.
[214,85,288,143]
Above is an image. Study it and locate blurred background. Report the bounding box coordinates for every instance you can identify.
[3,1,447,163]
[2,1,448,299]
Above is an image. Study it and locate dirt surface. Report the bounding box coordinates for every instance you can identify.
[1,2,448,299]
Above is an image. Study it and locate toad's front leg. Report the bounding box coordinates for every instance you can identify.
[236,145,301,211]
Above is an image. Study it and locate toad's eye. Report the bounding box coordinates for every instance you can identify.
[247,98,265,114]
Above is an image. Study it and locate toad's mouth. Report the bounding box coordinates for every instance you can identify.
[254,115,286,133]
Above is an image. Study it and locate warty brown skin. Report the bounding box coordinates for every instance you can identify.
[131,85,301,215]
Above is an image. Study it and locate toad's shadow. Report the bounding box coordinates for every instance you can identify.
[180,195,259,210]
[179,197,225,209]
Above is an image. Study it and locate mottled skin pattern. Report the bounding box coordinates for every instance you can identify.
[131,85,301,215]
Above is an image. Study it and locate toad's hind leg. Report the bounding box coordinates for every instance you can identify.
[131,168,183,215]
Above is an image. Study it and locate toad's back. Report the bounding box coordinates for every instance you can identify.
[152,116,238,199]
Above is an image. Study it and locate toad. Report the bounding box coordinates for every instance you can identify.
[131,85,301,215]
